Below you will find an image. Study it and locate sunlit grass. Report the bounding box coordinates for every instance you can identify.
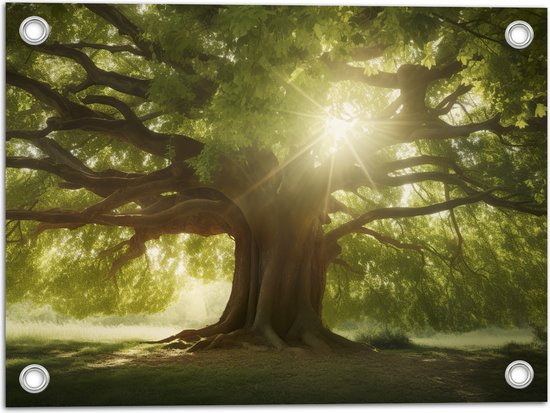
[411,329,535,349]
[7,322,176,343]
[5,339,546,406]
[334,324,537,350]
[7,278,232,343]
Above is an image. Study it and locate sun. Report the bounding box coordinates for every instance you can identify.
[322,101,358,146]
[323,113,357,155]
[324,116,355,141]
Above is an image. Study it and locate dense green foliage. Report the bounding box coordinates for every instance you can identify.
[5,4,547,333]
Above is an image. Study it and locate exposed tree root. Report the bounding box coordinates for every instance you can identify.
[252,324,287,350]
[162,329,267,352]
[151,319,233,344]
[157,323,376,354]
[321,328,378,352]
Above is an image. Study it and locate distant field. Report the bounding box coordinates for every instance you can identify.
[5,340,546,406]
[7,318,535,348]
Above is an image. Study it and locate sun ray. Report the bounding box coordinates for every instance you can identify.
[270,108,325,120]
[322,148,336,219]
[271,68,327,111]
[234,130,327,202]
[324,116,356,142]
[342,136,378,191]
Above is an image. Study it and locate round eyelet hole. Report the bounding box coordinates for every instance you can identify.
[505,360,534,389]
[19,364,50,394]
[505,21,534,49]
[19,16,50,45]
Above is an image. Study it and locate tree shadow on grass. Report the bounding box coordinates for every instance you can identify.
[5,340,547,406]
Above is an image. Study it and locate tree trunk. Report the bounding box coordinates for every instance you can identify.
[160,191,361,352]
[250,214,328,348]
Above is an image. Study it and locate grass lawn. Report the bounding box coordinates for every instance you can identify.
[5,339,547,406]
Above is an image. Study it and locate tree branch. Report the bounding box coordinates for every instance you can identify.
[431,84,473,116]
[6,127,51,141]
[432,12,504,46]
[354,227,424,252]
[85,4,157,58]
[406,114,502,142]
[322,56,399,88]
[349,46,386,61]
[99,228,164,279]
[375,171,481,193]
[325,189,541,244]
[444,183,464,265]
[44,114,203,159]
[37,44,150,97]
[7,70,98,119]
[61,41,148,57]
[6,156,144,194]
[81,94,143,121]
[7,130,95,173]
[378,155,464,175]
[6,199,235,234]
[396,62,467,114]
[84,2,222,102]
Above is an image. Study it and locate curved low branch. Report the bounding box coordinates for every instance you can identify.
[378,155,464,175]
[44,114,203,159]
[7,155,191,213]
[325,189,544,244]
[376,171,480,192]
[354,227,424,252]
[375,165,491,198]
[6,156,144,193]
[406,115,502,141]
[82,178,185,215]
[6,199,235,234]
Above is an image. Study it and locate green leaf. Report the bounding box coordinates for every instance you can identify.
[458,55,469,65]
[313,23,323,39]
[535,103,547,118]
[515,119,529,129]
[363,66,379,76]
[421,54,436,69]
[289,67,305,82]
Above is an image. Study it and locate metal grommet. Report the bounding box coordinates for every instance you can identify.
[505,360,534,389]
[19,364,50,393]
[19,16,50,45]
[505,21,534,49]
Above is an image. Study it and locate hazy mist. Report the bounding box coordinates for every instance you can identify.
[7,276,536,349]
[7,278,231,342]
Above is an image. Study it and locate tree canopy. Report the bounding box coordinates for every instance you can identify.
[6,4,547,344]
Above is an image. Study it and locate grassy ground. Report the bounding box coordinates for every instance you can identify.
[5,339,547,406]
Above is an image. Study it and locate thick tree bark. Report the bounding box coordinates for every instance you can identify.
[161,194,360,352]
[250,215,328,347]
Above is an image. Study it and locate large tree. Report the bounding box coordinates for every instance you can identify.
[6,4,547,351]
